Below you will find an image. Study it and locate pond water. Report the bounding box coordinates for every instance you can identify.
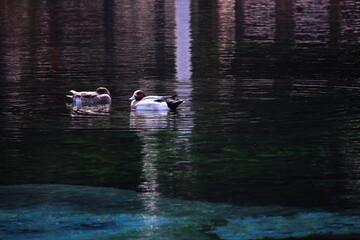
[0,0,360,239]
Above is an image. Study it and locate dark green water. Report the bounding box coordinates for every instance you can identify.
[0,0,360,239]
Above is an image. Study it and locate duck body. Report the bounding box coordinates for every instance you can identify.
[67,87,111,105]
[129,90,184,111]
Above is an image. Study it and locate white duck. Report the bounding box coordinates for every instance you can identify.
[129,90,184,111]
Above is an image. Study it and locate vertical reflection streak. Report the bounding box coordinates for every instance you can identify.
[137,0,195,223]
[137,130,161,239]
[216,0,237,101]
[138,135,160,213]
[175,0,194,158]
[175,0,192,100]
[217,0,235,49]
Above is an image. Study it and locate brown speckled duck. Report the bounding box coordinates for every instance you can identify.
[67,87,111,105]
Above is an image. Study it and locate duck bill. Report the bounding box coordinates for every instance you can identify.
[129,96,135,100]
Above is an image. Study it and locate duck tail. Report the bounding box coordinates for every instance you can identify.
[167,100,184,110]
[66,90,77,98]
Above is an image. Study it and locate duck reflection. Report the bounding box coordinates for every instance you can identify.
[67,103,111,117]
[130,110,194,213]
[130,111,179,130]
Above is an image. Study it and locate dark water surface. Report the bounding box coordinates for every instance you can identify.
[1,0,360,239]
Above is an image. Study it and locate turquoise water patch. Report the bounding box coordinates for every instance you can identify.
[210,212,360,240]
[0,206,176,240]
[0,185,359,240]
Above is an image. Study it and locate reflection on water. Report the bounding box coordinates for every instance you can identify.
[138,130,161,217]
[175,0,192,84]
[0,0,360,239]
[131,0,195,217]
[67,103,111,117]
[130,109,194,218]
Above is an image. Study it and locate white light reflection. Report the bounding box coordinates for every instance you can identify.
[133,115,163,237]
[174,0,194,134]
[131,111,194,237]
[138,133,161,213]
[175,0,192,101]
[133,1,195,235]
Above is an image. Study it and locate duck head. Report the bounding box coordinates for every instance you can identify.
[129,90,145,101]
[96,87,111,96]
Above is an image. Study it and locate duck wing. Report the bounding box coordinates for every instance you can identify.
[150,95,183,110]
[143,95,177,103]
[69,90,98,98]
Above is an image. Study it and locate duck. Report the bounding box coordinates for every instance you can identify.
[129,90,184,111]
[67,87,111,105]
